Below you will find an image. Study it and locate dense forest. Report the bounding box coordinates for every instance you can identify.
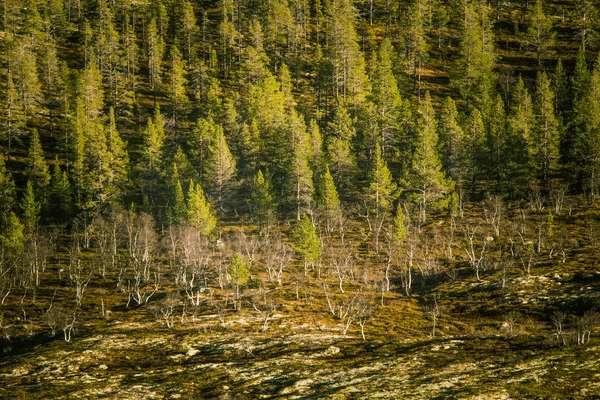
[3,0,600,397]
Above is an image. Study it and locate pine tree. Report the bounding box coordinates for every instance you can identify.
[169,164,187,225]
[186,179,217,237]
[522,0,554,64]
[317,166,342,233]
[326,0,370,106]
[367,145,397,219]
[327,104,357,194]
[251,170,276,232]
[147,18,165,105]
[289,113,314,220]
[534,72,560,186]
[142,108,166,172]
[0,156,16,227]
[228,253,249,310]
[406,0,428,95]
[205,125,237,212]
[487,95,509,194]
[167,45,189,121]
[181,0,197,61]
[552,58,569,121]
[452,2,495,110]
[49,159,73,223]
[26,129,51,205]
[392,202,407,246]
[438,97,464,183]
[2,73,26,156]
[106,107,129,200]
[21,180,40,234]
[573,54,600,197]
[1,212,25,257]
[507,78,535,197]
[372,39,402,159]
[292,213,321,274]
[407,92,451,222]
[463,109,486,197]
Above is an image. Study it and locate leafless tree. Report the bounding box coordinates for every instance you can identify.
[262,234,292,285]
[483,194,504,238]
[157,291,181,328]
[457,223,488,281]
[424,295,440,337]
[251,291,278,332]
[550,184,568,214]
[551,310,567,346]
[354,294,376,340]
[502,311,520,336]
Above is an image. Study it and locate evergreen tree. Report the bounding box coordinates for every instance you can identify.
[21,180,40,234]
[507,78,535,197]
[205,125,237,212]
[462,109,486,197]
[392,202,407,246]
[317,166,342,233]
[406,92,451,222]
[487,95,509,194]
[326,104,357,194]
[1,73,26,156]
[452,2,495,111]
[372,39,402,159]
[521,0,554,64]
[25,129,51,205]
[169,164,187,225]
[289,113,314,220]
[228,253,249,310]
[438,97,464,183]
[367,145,397,220]
[573,55,600,197]
[147,18,165,105]
[106,107,129,200]
[534,72,560,186]
[186,179,217,237]
[0,156,16,227]
[292,213,321,274]
[251,170,276,232]
[167,45,189,121]
[49,159,73,223]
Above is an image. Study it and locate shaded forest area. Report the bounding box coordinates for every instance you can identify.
[3,1,600,395]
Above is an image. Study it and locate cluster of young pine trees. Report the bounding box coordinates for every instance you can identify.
[0,0,600,239]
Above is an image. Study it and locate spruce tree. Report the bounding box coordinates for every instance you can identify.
[186,179,217,237]
[534,72,560,186]
[26,129,51,205]
[292,213,321,274]
[0,156,16,227]
[327,104,357,195]
[205,125,237,212]
[367,144,397,219]
[251,170,276,232]
[317,166,342,234]
[407,92,451,222]
[49,159,73,223]
[21,180,40,234]
[522,0,554,64]
[438,97,464,183]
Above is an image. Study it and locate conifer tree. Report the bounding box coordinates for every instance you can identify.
[106,108,129,197]
[169,164,187,225]
[147,18,165,105]
[251,170,276,232]
[317,166,342,233]
[0,156,16,227]
[26,129,51,206]
[372,39,402,159]
[367,145,397,220]
[186,179,217,237]
[407,92,451,222]
[438,97,464,183]
[522,0,554,64]
[327,104,357,194]
[181,0,197,61]
[487,95,509,194]
[189,116,218,179]
[21,180,40,234]
[2,73,26,156]
[228,253,249,310]
[290,113,314,220]
[292,213,321,274]
[573,55,600,197]
[49,159,73,222]
[534,72,560,186]
[392,202,407,246]
[552,58,569,121]
[507,78,535,197]
[463,108,485,197]
[142,107,166,172]
[205,125,237,212]
[167,45,189,121]
[452,2,495,110]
